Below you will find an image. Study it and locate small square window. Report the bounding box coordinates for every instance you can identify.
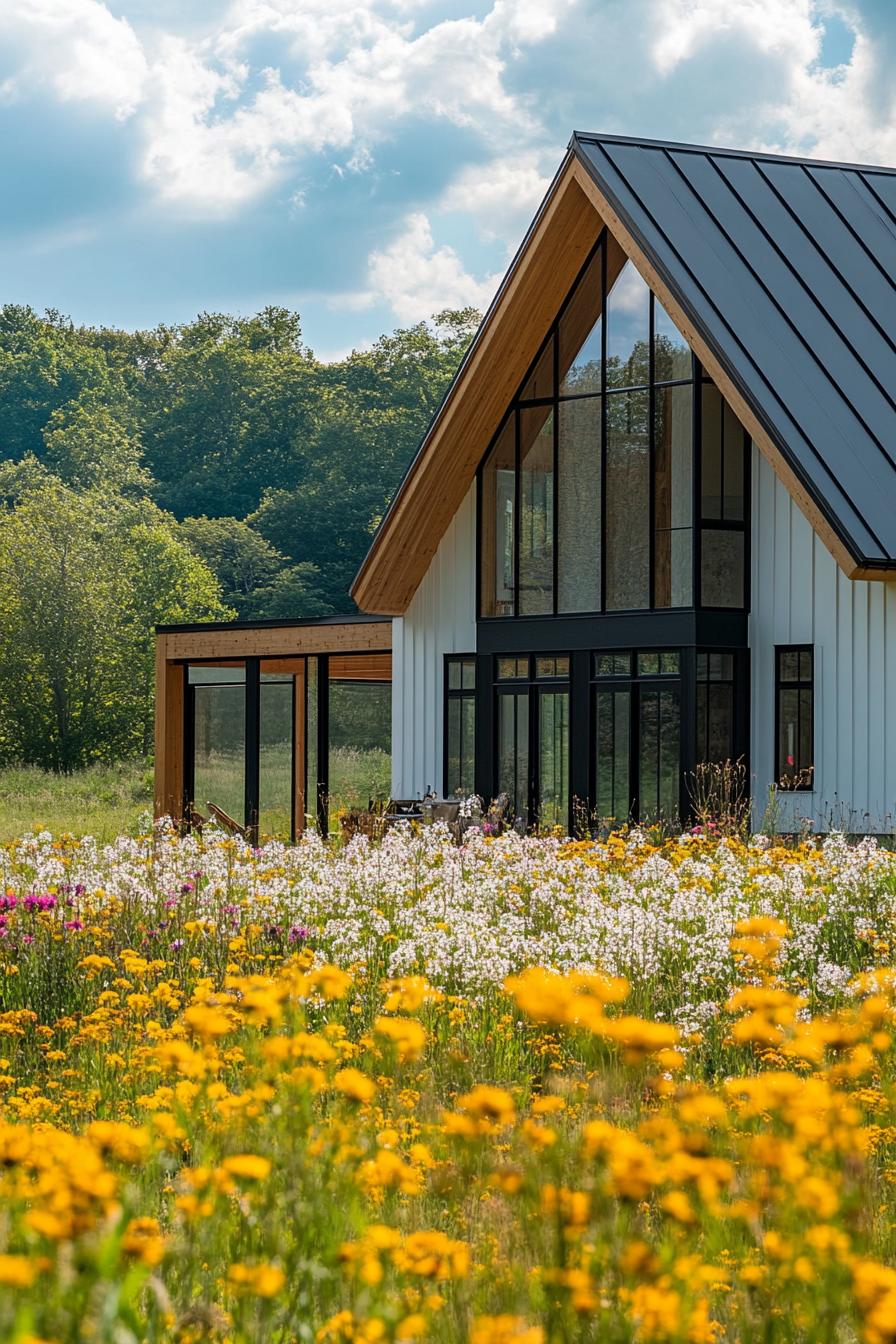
[698,652,734,682]
[594,652,631,677]
[637,652,659,676]
[659,652,680,675]
[780,650,800,682]
[536,656,570,679]
[497,657,528,681]
[448,658,476,691]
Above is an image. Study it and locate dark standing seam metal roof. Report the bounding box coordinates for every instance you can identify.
[572,132,896,569]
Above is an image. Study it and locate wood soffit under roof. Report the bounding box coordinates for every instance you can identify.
[350,135,896,616]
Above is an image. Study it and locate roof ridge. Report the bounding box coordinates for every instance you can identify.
[569,131,896,177]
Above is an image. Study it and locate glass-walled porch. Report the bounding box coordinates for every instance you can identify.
[154,619,392,840]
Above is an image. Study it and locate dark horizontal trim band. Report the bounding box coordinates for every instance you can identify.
[477,609,748,654]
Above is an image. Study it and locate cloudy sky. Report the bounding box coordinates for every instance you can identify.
[1,0,893,357]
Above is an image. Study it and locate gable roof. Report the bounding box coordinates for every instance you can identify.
[351,133,896,615]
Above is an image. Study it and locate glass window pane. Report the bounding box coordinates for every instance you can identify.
[557,396,601,613]
[660,652,680,675]
[328,680,391,819]
[780,650,800,681]
[606,389,649,610]
[461,697,476,795]
[594,652,631,677]
[653,296,692,382]
[711,653,734,681]
[778,687,800,786]
[638,652,659,676]
[723,402,746,521]
[259,680,293,838]
[448,661,462,691]
[799,688,813,785]
[799,650,813,682]
[480,418,516,617]
[708,683,734,763]
[461,660,476,691]
[519,407,554,616]
[188,665,246,684]
[536,656,569,679]
[639,686,680,822]
[701,384,723,520]
[538,691,569,830]
[498,692,529,822]
[654,383,693,608]
[595,689,630,822]
[521,336,554,401]
[559,248,602,395]
[193,684,245,825]
[446,697,461,794]
[606,260,650,390]
[701,530,744,608]
[498,657,528,680]
[446,692,476,799]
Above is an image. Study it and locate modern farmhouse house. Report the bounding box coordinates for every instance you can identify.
[155,132,896,836]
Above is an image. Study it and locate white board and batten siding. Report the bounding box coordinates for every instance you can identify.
[751,446,896,831]
[390,483,476,799]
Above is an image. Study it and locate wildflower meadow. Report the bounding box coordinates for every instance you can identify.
[2,823,896,1342]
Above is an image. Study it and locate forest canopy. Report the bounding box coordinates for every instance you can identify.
[0,302,478,768]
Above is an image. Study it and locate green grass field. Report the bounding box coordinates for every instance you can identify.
[0,759,154,841]
[0,746,393,841]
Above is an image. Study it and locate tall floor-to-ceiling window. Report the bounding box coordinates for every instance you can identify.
[472,229,752,830]
[478,233,747,619]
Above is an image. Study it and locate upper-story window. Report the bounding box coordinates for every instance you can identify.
[478,232,749,619]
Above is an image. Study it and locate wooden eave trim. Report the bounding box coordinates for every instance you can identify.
[164,621,392,661]
[351,154,601,615]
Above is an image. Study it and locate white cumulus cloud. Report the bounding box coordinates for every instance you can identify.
[360,210,502,322]
[0,0,148,118]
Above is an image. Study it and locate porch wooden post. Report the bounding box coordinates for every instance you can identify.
[154,635,185,821]
[294,660,306,838]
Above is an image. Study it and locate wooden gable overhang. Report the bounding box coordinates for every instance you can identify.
[351,135,896,617]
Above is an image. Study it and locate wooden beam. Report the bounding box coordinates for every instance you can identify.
[351,158,603,614]
[165,621,391,661]
[328,653,392,681]
[567,158,866,583]
[154,636,185,820]
[294,660,306,838]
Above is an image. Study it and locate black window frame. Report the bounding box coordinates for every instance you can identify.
[775,644,814,792]
[444,655,477,798]
[590,647,685,825]
[493,653,571,829]
[695,372,751,612]
[476,241,751,624]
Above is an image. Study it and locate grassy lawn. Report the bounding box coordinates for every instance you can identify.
[0,746,392,841]
[0,759,153,841]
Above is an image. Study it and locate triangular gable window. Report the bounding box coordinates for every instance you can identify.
[478,231,749,619]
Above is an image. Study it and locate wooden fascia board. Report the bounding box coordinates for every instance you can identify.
[164,622,392,661]
[350,156,601,615]
[567,157,878,583]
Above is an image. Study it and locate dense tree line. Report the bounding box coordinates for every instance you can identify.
[0,302,478,768]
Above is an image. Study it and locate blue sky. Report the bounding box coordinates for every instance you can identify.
[0,1,891,358]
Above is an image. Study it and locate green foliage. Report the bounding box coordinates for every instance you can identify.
[0,476,229,769]
[0,298,478,766]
